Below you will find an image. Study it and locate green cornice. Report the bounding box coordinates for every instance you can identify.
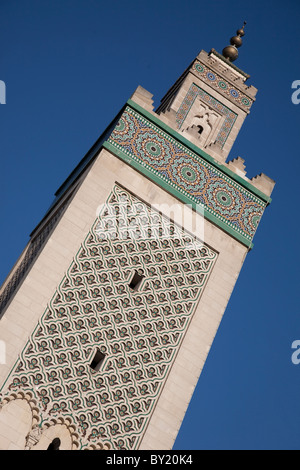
[126,99,271,205]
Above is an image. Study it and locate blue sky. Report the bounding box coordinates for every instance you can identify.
[0,0,300,450]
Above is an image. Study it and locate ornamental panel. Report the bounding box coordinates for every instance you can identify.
[191,60,253,111]
[107,107,267,243]
[176,83,237,147]
[0,185,217,450]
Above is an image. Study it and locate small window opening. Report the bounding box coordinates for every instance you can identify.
[197,125,204,135]
[47,438,61,450]
[129,271,144,291]
[90,348,105,371]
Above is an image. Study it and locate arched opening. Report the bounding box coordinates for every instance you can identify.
[30,423,73,450]
[47,437,61,450]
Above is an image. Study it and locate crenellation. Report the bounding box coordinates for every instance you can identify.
[227,156,247,178]
[130,85,154,112]
[250,173,275,197]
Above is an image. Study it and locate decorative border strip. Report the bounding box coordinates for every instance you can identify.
[127,99,270,204]
[106,105,267,246]
[192,59,254,110]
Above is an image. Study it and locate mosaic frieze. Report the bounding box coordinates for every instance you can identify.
[0,185,217,450]
[176,83,237,147]
[107,107,267,242]
[191,60,253,111]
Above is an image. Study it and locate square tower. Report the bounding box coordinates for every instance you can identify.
[0,26,274,450]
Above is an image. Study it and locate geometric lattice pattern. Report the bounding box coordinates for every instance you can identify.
[176,83,237,147]
[107,107,267,242]
[191,60,253,111]
[0,185,217,450]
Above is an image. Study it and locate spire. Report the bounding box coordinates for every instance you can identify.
[222,21,246,62]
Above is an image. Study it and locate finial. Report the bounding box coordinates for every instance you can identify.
[222,21,246,62]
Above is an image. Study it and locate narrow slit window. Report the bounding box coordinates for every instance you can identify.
[90,348,105,371]
[129,271,144,291]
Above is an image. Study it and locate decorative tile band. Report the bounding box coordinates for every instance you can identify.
[192,60,254,110]
[107,106,267,243]
[176,83,237,147]
[0,185,217,450]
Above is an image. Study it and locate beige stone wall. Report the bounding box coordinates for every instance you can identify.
[0,148,248,449]
[0,398,32,449]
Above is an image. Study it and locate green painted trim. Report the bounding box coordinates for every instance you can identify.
[126,99,271,205]
[102,140,254,249]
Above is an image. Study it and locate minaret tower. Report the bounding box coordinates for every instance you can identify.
[0,25,274,450]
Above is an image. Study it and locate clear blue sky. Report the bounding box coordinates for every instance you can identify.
[0,0,300,450]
